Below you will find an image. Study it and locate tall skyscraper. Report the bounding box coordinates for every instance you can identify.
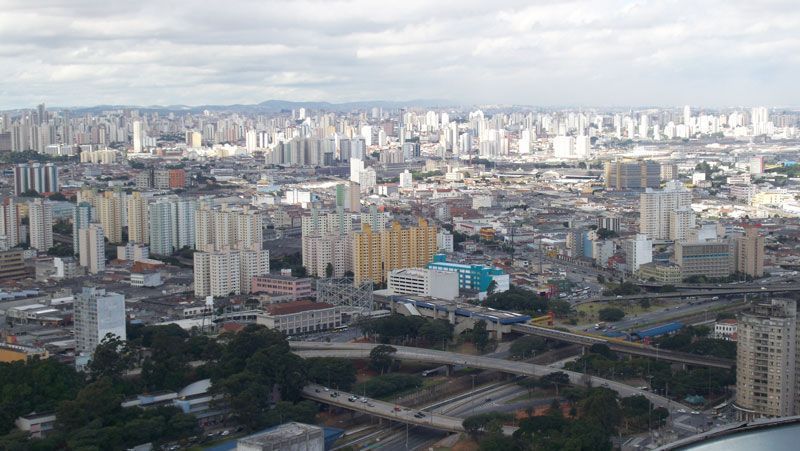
[735,299,799,420]
[301,208,353,278]
[127,191,150,245]
[736,225,766,278]
[639,181,693,240]
[97,191,123,243]
[73,202,92,254]
[0,198,20,248]
[78,223,106,274]
[74,287,126,355]
[133,120,143,152]
[27,199,53,252]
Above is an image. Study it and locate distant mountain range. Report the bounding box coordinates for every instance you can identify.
[55,99,458,114]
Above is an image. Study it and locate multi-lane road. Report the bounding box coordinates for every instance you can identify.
[291,341,688,413]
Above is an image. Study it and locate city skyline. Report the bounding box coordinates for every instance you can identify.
[3,0,800,109]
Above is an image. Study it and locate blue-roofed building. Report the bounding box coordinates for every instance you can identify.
[632,322,683,340]
[427,254,509,300]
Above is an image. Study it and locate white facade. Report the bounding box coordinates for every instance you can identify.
[78,223,105,274]
[553,135,575,159]
[437,230,454,253]
[387,268,459,301]
[193,249,269,298]
[74,287,126,355]
[624,234,653,272]
[640,180,692,240]
[399,170,413,189]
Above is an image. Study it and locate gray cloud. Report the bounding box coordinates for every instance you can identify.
[2,0,800,108]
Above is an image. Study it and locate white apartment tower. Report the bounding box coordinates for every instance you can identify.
[74,287,126,355]
[639,181,693,240]
[78,223,106,274]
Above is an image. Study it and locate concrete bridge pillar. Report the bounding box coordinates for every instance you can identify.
[495,320,503,341]
[446,364,454,376]
[448,309,455,325]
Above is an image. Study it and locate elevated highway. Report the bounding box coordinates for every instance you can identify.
[302,383,466,433]
[291,342,689,413]
[576,285,800,305]
[509,324,734,369]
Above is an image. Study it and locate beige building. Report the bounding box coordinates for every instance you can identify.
[353,218,438,285]
[78,224,105,274]
[735,299,799,420]
[604,160,660,190]
[736,226,765,278]
[193,249,269,298]
[97,191,123,243]
[636,262,682,285]
[674,240,733,280]
[301,208,353,278]
[127,191,150,244]
[639,180,693,240]
[195,204,263,252]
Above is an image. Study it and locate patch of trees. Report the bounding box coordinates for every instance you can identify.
[352,374,422,399]
[598,307,625,322]
[360,315,453,346]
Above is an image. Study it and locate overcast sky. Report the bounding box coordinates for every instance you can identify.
[2,0,799,109]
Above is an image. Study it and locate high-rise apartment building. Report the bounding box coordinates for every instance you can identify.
[14,163,58,195]
[133,120,143,152]
[195,204,262,252]
[73,202,92,254]
[0,198,19,249]
[639,181,693,240]
[127,191,150,245]
[74,287,126,355]
[193,249,269,298]
[736,225,765,278]
[604,160,660,190]
[97,191,123,243]
[78,223,106,274]
[27,199,53,252]
[149,197,197,255]
[624,234,653,273]
[735,299,798,420]
[660,162,679,181]
[352,218,438,285]
[301,208,353,278]
[668,208,696,241]
[186,130,202,149]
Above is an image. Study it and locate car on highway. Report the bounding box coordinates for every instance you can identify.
[393,406,401,412]
[347,396,357,402]
[414,412,426,418]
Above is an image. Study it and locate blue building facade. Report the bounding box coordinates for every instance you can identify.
[427,254,509,294]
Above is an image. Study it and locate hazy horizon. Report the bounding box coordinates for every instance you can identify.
[3,0,799,109]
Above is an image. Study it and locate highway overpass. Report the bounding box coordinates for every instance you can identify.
[290,342,689,412]
[302,383,466,433]
[576,285,800,305]
[509,324,735,369]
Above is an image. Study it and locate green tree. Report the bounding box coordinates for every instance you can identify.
[539,371,570,395]
[87,334,135,381]
[470,320,491,352]
[325,262,334,278]
[598,307,625,322]
[306,357,356,390]
[487,279,498,296]
[369,344,397,374]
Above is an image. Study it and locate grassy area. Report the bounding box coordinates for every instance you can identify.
[574,299,667,325]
